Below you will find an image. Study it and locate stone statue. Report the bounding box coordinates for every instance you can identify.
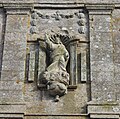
[41,33,70,101]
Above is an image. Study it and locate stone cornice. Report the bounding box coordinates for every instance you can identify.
[85,4,115,15]
[0,2,119,9]
[0,3,33,14]
[0,3,33,9]
[85,4,115,10]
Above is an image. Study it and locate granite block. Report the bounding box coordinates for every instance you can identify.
[1,70,25,81]
[1,80,23,90]
[0,90,24,102]
[91,61,114,72]
[2,60,25,71]
[6,15,28,33]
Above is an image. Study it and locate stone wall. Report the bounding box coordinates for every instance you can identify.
[0,0,120,119]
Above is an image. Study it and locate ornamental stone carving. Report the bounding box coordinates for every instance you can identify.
[40,32,70,101]
[28,9,88,102]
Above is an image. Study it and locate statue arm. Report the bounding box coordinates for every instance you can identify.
[45,33,53,49]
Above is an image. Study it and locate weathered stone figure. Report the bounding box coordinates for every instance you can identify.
[45,33,69,72]
[41,33,69,101]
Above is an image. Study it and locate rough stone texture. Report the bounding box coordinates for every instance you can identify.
[0,0,120,3]
[24,116,87,119]
[90,13,116,102]
[33,0,120,3]
[0,0,120,119]
[0,13,29,103]
[0,103,26,113]
[112,9,120,103]
[23,8,89,118]
[87,4,120,118]
[88,7,120,108]
[24,85,87,114]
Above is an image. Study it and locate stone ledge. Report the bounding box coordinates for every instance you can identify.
[87,101,120,118]
[0,0,120,4]
[90,114,119,118]
[33,3,84,8]
[0,102,25,105]
[0,113,24,118]
[24,113,88,116]
[85,4,114,15]
[0,2,118,9]
[0,103,26,113]
[87,101,118,106]
[85,4,114,10]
